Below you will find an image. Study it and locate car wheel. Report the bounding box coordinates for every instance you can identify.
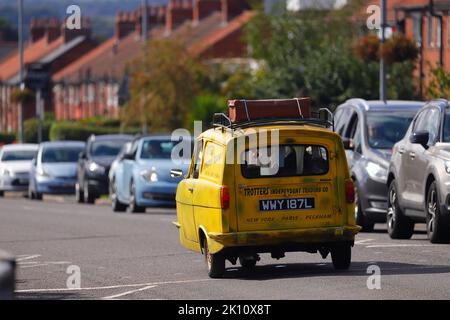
[426,181,450,244]
[203,237,225,278]
[84,180,96,204]
[129,181,145,213]
[387,180,414,239]
[0,191,4,197]
[35,192,43,201]
[354,184,375,232]
[331,243,351,270]
[110,178,127,212]
[239,256,257,269]
[75,182,84,203]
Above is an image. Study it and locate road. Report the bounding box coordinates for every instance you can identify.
[1,196,450,300]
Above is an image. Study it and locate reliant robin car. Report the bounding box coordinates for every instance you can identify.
[172,98,361,278]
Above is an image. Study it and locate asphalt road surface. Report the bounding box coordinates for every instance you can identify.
[1,195,450,300]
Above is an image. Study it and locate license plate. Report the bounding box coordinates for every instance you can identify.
[259,198,315,212]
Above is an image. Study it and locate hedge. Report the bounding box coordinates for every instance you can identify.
[0,132,16,145]
[49,122,141,141]
[24,118,52,143]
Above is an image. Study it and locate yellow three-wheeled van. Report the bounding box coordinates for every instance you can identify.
[172,98,361,278]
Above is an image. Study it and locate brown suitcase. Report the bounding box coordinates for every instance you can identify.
[228,98,311,123]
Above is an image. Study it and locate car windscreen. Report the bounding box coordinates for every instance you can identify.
[42,147,84,163]
[366,111,416,149]
[91,140,129,157]
[1,150,36,161]
[140,140,176,160]
[443,112,450,142]
[241,145,329,179]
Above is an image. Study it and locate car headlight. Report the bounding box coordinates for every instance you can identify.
[37,167,50,177]
[366,161,388,183]
[88,162,105,174]
[140,169,158,182]
[0,168,11,176]
[445,161,450,174]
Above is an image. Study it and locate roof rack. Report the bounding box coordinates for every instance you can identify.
[212,109,334,131]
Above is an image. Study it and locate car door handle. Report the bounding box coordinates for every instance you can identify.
[410,152,416,160]
[398,147,405,154]
[188,187,194,193]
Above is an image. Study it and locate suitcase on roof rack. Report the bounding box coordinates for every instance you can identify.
[228,98,311,123]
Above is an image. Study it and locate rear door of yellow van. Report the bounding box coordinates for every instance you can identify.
[234,131,341,232]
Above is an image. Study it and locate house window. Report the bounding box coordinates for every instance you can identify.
[413,14,422,44]
[437,17,442,48]
[428,15,434,47]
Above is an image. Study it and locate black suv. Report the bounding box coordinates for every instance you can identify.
[76,134,133,204]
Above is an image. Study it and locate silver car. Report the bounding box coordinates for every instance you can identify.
[0,144,38,196]
[388,99,450,243]
[334,99,424,231]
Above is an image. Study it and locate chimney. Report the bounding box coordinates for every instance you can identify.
[62,17,91,42]
[193,0,221,24]
[115,11,136,39]
[221,0,250,23]
[30,18,47,43]
[47,18,61,42]
[166,0,193,33]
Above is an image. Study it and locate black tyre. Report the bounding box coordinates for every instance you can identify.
[75,182,84,203]
[0,191,4,197]
[331,243,351,270]
[203,237,225,278]
[239,256,257,269]
[354,184,375,232]
[35,192,43,201]
[84,181,96,204]
[426,182,450,244]
[110,179,127,212]
[387,180,414,239]
[129,181,145,213]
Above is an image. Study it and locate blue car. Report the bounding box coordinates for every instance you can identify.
[28,141,86,200]
[109,136,192,212]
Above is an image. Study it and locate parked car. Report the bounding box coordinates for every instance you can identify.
[174,98,360,278]
[0,144,38,197]
[76,134,133,204]
[334,99,424,231]
[388,99,450,243]
[109,135,192,213]
[28,141,86,200]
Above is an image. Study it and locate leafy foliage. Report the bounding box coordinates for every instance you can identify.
[427,64,450,99]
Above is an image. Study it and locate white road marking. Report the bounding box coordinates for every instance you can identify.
[16,254,41,262]
[102,285,157,300]
[366,244,435,248]
[16,278,212,293]
[355,239,374,245]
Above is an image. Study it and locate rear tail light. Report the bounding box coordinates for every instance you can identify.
[220,186,230,209]
[345,179,355,204]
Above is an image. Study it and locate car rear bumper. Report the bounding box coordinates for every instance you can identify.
[208,225,361,249]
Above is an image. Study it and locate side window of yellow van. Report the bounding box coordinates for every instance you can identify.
[201,142,224,182]
[192,140,203,179]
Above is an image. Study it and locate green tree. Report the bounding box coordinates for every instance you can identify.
[427,65,450,99]
[126,39,204,132]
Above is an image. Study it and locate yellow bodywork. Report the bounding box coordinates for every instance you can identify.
[175,124,361,254]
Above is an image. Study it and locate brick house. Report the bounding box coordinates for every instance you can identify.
[0,18,96,133]
[52,0,254,122]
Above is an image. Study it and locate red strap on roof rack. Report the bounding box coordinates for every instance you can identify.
[228,98,311,123]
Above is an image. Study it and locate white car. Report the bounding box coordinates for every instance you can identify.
[0,144,38,196]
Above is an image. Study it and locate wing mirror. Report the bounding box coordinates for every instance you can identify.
[343,138,354,151]
[79,151,86,160]
[122,152,134,161]
[410,131,429,149]
[170,169,183,178]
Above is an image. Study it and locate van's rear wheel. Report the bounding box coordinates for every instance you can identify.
[387,180,414,239]
[203,238,225,278]
[331,244,351,270]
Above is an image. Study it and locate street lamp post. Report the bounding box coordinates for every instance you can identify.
[380,0,387,102]
[18,0,24,142]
